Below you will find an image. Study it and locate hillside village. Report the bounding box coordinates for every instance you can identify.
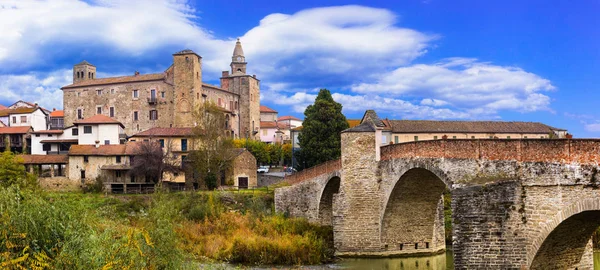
[0,41,568,193]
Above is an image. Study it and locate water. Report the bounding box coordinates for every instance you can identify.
[337,250,453,270]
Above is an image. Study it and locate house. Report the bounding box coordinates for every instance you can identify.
[73,114,125,145]
[0,126,32,153]
[67,142,152,192]
[226,148,257,189]
[129,127,195,184]
[30,126,79,155]
[49,109,64,130]
[260,105,278,122]
[277,116,302,129]
[260,121,289,144]
[0,106,49,131]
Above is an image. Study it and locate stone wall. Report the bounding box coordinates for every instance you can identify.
[258,174,284,187]
[230,149,258,187]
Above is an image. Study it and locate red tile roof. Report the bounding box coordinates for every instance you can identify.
[18,154,68,164]
[49,110,64,117]
[388,120,565,134]
[260,121,288,129]
[0,126,32,134]
[74,115,124,128]
[131,127,195,137]
[260,105,277,113]
[69,142,142,156]
[32,130,64,134]
[61,73,166,89]
[0,107,40,117]
[278,116,301,121]
[39,139,78,143]
[0,105,6,110]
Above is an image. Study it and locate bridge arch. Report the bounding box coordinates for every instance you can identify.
[380,163,452,255]
[316,172,341,226]
[529,198,600,269]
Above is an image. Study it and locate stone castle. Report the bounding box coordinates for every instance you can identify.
[61,39,260,139]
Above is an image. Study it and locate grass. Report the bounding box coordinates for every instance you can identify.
[0,187,334,269]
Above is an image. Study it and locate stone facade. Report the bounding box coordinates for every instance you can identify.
[275,126,600,269]
[228,149,258,188]
[62,40,259,138]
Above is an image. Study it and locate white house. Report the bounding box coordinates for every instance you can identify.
[74,115,125,145]
[31,126,79,155]
[0,106,49,131]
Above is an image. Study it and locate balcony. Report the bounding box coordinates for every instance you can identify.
[147,97,157,104]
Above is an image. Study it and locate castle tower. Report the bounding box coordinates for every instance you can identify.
[73,60,96,83]
[172,49,202,127]
[230,39,247,74]
[220,39,260,140]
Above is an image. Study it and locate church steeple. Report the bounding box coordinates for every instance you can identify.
[231,38,247,74]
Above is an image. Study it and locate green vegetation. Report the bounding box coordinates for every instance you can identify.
[0,152,334,268]
[233,139,292,166]
[295,89,349,171]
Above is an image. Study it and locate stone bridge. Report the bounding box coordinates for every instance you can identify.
[275,125,600,269]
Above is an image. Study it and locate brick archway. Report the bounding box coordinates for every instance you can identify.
[317,174,341,226]
[528,198,600,269]
[380,166,450,255]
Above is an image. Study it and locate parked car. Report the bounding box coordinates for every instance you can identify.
[284,167,297,173]
[257,166,269,173]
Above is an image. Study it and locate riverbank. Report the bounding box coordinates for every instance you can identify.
[0,187,334,268]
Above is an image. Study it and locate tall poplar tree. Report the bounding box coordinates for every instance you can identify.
[295,89,349,170]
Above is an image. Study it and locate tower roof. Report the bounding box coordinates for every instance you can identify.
[233,38,244,57]
[75,60,95,67]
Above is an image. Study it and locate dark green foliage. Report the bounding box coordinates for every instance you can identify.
[205,172,218,190]
[295,89,349,170]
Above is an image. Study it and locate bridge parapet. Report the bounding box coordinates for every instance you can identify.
[381,139,600,164]
[283,159,341,185]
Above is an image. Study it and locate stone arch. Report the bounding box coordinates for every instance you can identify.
[316,173,341,226]
[380,162,451,255]
[529,198,600,269]
[179,99,191,112]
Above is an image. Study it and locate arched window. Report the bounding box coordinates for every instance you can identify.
[225,115,230,129]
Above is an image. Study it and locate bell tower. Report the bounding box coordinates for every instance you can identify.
[73,60,96,83]
[230,38,247,74]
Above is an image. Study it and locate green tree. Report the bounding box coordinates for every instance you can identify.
[282,143,292,166]
[295,89,349,170]
[0,150,37,189]
[188,102,238,190]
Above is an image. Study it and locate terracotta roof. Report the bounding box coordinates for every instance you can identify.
[278,116,301,121]
[69,142,142,156]
[61,73,165,89]
[74,115,125,128]
[291,119,360,132]
[131,127,194,137]
[389,120,565,134]
[0,104,6,110]
[49,110,64,117]
[39,139,78,143]
[260,106,277,113]
[18,154,68,164]
[0,126,32,134]
[0,107,39,117]
[260,121,288,129]
[32,130,64,134]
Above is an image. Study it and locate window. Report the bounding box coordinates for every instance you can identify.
[104,140,110,145]
[394,136,398,144]
[434,136,438,140]
[181,139,188,151]
[83,156,89,163]
[96,106,102,114]
[230,101,234,110]
[218,98,222,106]
[507,136,511,139]
[116,171,122,177]
[262,129,267,136]
[524,136,528,139]
[414,136,418,141]
[489,136,494,139]
[452,136,457,139]
[235,101,238,110]
[133,111,138,121]
[35,134,40,137]
[72,128,79,136]
[77,92,80,97]
[12,116,16,124]
[159,139,164,148]
[150,89,156,99]
[111,89,115,94]
[81,170,85,180]
[42,144,51,151]
[471,136,475,139]
[109,107,114,117]
[47,134,52,137]
[181,155,187,163]
[83,126,92,134]
[161,92,165,98]
[133,89,139,98]
[20,116,27,123]
[77,109,83,119]
[96,90,102,95]
[116,156,121,163]
[149,110,158,120]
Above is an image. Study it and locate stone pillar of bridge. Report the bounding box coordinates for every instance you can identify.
[334,122,383,255]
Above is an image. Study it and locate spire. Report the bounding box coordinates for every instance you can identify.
[233,38,245,58]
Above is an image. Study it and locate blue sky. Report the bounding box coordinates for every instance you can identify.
[1,0,599,137]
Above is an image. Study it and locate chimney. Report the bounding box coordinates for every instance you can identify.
[53,108,56,111]
[134,71,140,76]
[34,103,38,107]
[95,140,100,148]
[222,71,229,77]
[253,74,256,78]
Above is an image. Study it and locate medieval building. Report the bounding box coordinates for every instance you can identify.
[61,39,260,139]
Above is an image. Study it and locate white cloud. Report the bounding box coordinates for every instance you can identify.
[584,123,600,133]
[420,98,449,107]
[0,69,72,110]
[351,58,555,114]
